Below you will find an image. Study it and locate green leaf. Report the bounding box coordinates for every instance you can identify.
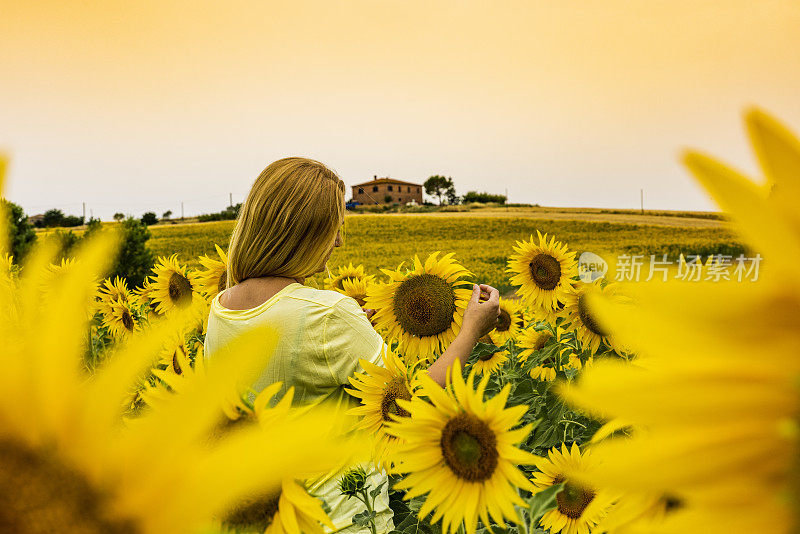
[526,483,564,528]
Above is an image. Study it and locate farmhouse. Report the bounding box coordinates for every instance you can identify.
[351,175,423,206]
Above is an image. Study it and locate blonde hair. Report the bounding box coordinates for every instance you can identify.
[227,157,345,286]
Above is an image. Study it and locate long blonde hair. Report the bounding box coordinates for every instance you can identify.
[227,157,345,286]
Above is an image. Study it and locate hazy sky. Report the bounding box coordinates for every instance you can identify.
[2,0,799,220]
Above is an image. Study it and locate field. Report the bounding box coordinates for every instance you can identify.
[148,209,743,293]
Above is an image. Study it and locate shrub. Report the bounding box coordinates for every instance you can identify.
[197,204,241,222]
[463,191,507,204]
[113,213,125,222]
[141,212,158,226]
[1,199,36,263]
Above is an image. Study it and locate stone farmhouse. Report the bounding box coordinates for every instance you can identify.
[351,175,423,206]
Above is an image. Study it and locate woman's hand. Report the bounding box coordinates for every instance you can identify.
[362,308,376,320]
[460,284,500,342]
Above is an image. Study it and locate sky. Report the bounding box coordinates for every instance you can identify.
[1,0,799,220]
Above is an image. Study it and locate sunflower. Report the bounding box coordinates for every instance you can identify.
[196,244,228,299]
[102,298,139,338]
[157,333,192,375]
[97,276,133,315]
[346,346,416,467]
[507,231,578,312]
[488,297,524,345]
[222,478,334,534]
[472,349,510,376]
[340,276,373,308]
[532,443,615,534]
[525,328,580,382]
[560,109,800,534]
[387,361,538,534]
[148,254,200,315]
[325,262,370,292]
[559,280,621,355]
[517,327,553,363]
[365,252,473,362]
[0,214,357,534]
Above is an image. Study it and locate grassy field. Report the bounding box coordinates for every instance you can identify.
[148,210,743,293]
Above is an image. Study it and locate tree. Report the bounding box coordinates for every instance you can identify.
[42,208,65,228]
[424,175,456,205]
[162,210,173,220]
[1,199,36,263]
[141,212,158,226]
[85,217,154,287]
[384,195,394,204]
[113,212,125,222]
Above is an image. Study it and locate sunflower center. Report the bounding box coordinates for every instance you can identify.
[121,309,134,331]
[381,377,412,421]
[479,350,499,362]
[533,331,552,351]
[554,476,595,519]
[217,270,227,294]
[577,294,608,336]
[0,439,138,533]
[440,413,498,482]
[222,491,280,531]
[167,272,192,307]
[495,309,512,332]
[393,274,456,337]
[528,254,562,291]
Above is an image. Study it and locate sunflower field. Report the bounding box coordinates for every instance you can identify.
[0,107,798,534]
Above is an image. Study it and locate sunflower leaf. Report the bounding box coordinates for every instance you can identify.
[526,482,564,530]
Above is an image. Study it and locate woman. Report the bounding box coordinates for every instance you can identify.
[204,157,500,533]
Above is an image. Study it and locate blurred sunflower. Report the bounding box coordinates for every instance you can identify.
[472,349,510,376]
[532,443,615,534]
[148,254,200,314]
[0,210,355,533]
[388,362,538,534]
[559,280,621,355]
[507,231,577,312]
[560,109,800,533]
[196,244,228,299]
[102,298,139,338]
[366,252,473,362]
[340,276,372,308]
[488,298,524,345]
[346,346,416,467]
[325,262,370,292]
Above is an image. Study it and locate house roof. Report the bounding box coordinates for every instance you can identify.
[352,177,421,188]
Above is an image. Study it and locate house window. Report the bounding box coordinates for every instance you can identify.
[399,197,403,203]
[407,186,411,192]
[358,188,364,194]
[372,186,378,192]
[388,185,393,191]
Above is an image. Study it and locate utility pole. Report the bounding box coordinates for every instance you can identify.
[181,202,184,221]
[505,188,508,212]
[640,189,644,214]
[82,202,86,222]
[229,193,233,208]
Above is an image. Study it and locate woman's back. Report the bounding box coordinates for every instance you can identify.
[205,282,383,406]
[204,282,393,533]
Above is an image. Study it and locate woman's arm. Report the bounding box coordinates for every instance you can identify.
[427,284,500,387]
